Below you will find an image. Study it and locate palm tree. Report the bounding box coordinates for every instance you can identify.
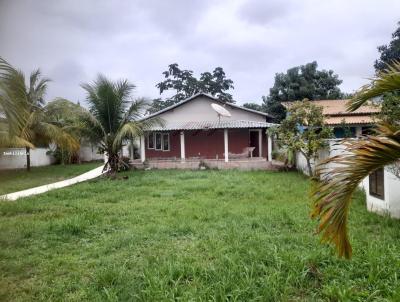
[0,57,31,148]
[311,61,400,259]
[0,57,79,171]
[81,74,161,174]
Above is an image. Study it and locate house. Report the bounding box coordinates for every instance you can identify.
[137,93,276,169]
[283,99,400,219]
[282,99,380,138]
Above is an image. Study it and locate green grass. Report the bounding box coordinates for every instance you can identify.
[0,170,400,301]
[0,162,103,195]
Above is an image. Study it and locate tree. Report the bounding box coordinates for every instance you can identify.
[270,100,333,176]
[146,98,176,115]
[45,98,88,164]
[243,102,264,112]
[152,64,234,112]
[81,75,160,173]
[0,58,31,148]
[374,22,400,72]
[311,62,400,259]
[0,57,79,171]
[263,61,344,121]
[374,22,400,129]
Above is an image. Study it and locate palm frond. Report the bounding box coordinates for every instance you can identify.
[37,121,80,152]
[0,130,35,148]
[311,123,400,258]
[348,60,400,111]
[0,57,28,133]
[113,122,143,151]
[123,97,150,123]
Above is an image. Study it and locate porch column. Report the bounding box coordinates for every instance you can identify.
[180,131,185,161]
[224,128,229,162]
[267,133,272,162]
[140,135,146,162]
[258,129,262,157]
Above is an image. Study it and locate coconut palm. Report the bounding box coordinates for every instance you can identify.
[311,61,400,259]
[81,74,161,174]
[0,57,79,170]
[0,57,31,148]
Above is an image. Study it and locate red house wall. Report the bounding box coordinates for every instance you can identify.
[145,131,181,159]
[185,129,224,159]
[145,128,268,160]
[228,129,250,154]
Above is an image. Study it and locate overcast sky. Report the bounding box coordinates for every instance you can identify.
[0,0,399,105]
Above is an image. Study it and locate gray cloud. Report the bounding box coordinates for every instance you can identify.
[0,0,399,105]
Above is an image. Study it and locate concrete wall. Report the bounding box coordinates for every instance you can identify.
[295,139,344,176]
[0,148,56,170]
[360,168,400,218]
[79,144,103,162]
[0,143,103,170]
[155,95,266,123]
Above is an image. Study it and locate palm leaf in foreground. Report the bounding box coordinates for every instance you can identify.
[348,60,400,111]
[311,123,400,258]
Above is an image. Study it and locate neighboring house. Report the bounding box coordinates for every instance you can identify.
[138,93,275,168]
[282,99,380,138]
[284,99,400,218]
[360,165,400,218]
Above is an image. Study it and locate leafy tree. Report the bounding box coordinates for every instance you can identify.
[270,100,333,176]
[147,98,176,114]
[0,57,79,171]
[374,22,400,127]
[378,92,400,125]
[311,62,400,259]
[152,64,234,112]
[243,102,264,112]
[374,22,400,72]
[263,61,344,121]
[81,75,160,173]
[45,98,88,164]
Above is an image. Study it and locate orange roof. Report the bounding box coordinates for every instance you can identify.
[325,115,377,125]
[281,99,380,125]
[309,99,379,115]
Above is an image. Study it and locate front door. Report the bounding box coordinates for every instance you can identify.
[249,131,259,157]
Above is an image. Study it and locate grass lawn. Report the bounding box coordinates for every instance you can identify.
[0,162,103,195]
[1,170,400,301]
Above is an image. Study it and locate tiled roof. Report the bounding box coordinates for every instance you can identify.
[325,115,377,125]
[145,120,275,131]
[282,99,380,115]
[311,99,379,115]
[281,99,380,125]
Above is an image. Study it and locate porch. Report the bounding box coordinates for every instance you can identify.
[139,121,274,164]
[130,157,283,171]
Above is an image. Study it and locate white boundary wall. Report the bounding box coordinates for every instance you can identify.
[0,148,56,170]
[79,144,103,162]
[0,144,103,170]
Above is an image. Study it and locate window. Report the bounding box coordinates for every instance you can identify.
[147,132,154,149]
[369,168,384,199]
[155,133,162,150]
[162,133,170,151]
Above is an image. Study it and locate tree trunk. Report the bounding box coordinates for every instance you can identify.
[26,147,31,172]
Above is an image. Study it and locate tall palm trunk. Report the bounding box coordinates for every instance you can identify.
[26,146,30,171]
